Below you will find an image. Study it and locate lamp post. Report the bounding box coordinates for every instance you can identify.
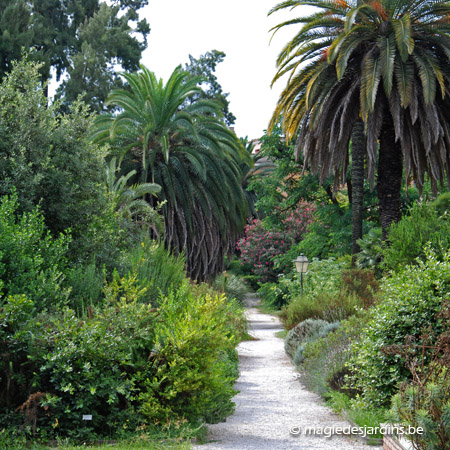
[293,254,309,296]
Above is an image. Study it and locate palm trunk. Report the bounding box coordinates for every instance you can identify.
[378,119,403,240]
[351,119,365,267]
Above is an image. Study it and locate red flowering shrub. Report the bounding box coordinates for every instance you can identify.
[236,204,315,283]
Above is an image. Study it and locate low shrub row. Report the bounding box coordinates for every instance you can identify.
[0,279,246,441]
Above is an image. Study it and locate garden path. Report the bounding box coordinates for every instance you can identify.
[194,294,382,450]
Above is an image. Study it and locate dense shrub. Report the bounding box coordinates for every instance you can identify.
[125,238,186,305]
[0,276,245,440]
[388,313,450,450]
[350,249,450,407]
[284,318,331,358]
[138,281,244,425]
[277,260,378,328]
[300,315,369,396]
[284,319,340,368]
[0,192,71,311]
[383,202,450,272]
[236,205,314,283]
[212,272,248,304]
[0,59,112,264]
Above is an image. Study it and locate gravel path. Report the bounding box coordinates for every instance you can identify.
[194,294,382,450]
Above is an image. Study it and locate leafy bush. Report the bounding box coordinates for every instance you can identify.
[236,205,314,284]
[387,304,450,450]
[125,238,186,305]
[0,192,71,311]
[383,201,450,272]
[284,318,331,358]
[212,272,248,303]
[356,227,383,276]
[0,59,109,264]
[277,259,378,328]
[350,248,450,407]
[432,191,450,216]
[300,314,369,396]
[139,281,244,425]
[0,272,245,440]
[291,321,340,367]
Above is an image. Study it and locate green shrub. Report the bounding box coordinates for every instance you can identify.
[1,271,245,439]
[139,281,244,425]
[284,318,332,358]
[278,259,377,329]
[383,201,450,272]
[279,290,362,329]
[212,272,248,304]
[0,192,71,311]
[350,248,450,407]
[292,321,340,367]
[356,228,383,275]
[387,304,450,450]
[126,238,186,305]
[432,191,450,216]
[300,314,369,396]
[257,280,290,309]
[66,262,105,313]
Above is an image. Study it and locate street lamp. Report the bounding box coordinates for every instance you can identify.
[293,254,309,296]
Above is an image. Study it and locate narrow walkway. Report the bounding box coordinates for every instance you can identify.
[194,294,382,450]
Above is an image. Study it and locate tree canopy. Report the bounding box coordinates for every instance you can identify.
[0,0,150,111]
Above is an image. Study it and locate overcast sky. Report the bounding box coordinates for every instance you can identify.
[140,1,298,139]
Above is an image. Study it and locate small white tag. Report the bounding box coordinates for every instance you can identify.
[82,415,93,421]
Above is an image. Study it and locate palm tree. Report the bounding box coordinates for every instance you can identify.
[104,157,164,236]
[92,66,248,280]
[239,137,276,218]
[269,0,450,239]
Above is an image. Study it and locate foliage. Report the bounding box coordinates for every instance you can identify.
[325,391,386,441]
[56,2,150,113]
[356,228,384,276]
[184,49,235,126]
[0,58,124,268]
[124,238,186,305]
[0,192,71,311]
[0,277,244,440]
[0,1,149,112]
[105,157,163,235]
[236,205,314,284]
[277,259,379,328]
[138,281,244,425]
[387,304,450,450]
[212,272,248,304]
[350,249,450,407]
[383,202,450,272]
[92,66,248,281]
[300,315,369,397]
[432,191,450,216]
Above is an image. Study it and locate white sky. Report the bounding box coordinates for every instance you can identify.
[140,1,299,139]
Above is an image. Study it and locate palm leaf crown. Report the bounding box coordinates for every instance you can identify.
[92,66,248,280]
[270,0,450,192]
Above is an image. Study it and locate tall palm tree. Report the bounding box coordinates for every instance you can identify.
[270,0,450,239]
[92,66,248,280]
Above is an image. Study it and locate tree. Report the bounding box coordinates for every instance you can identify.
[269,0,450,239]
[0,0,33,77]
[0,1,150,109]
[104,157,164,236]
[0,58,117,265]
[184,50,236,126]
[92,66,248,280]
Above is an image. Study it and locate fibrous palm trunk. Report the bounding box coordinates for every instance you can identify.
[351,119,365,267]
[378,118,403,240]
